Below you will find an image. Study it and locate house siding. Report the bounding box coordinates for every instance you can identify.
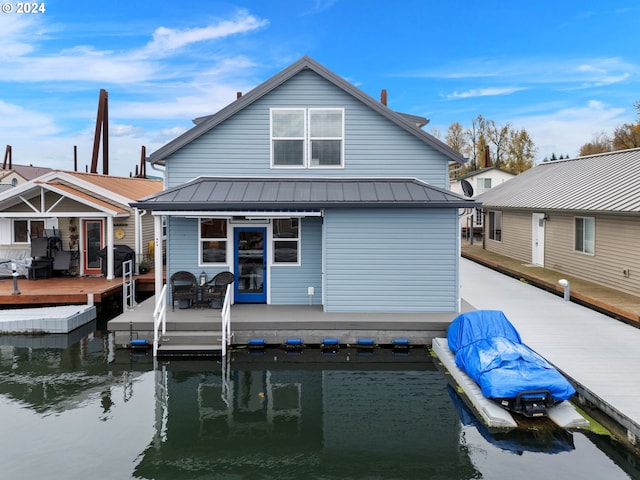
[270,217,323,305]
[165,70,449,189]
[484,210,532,263]
[544,213,640,296]
[167,216,324,305]
[484,210,640,297]
[323,208,459,312]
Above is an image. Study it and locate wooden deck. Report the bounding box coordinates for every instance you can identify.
[0,270,156,307]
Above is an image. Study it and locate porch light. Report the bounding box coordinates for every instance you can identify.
[200,271,207,286]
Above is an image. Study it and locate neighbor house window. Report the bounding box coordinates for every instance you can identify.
[271,108,343,168]
[13,219,45,243]
[474,208,483,227]
[200,218,228,264]
[488,211,502,241]
[476,177,492,194]
[575,217,594,254]
[273,218,299,264]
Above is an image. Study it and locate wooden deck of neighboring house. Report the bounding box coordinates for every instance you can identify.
[0,270,158,307]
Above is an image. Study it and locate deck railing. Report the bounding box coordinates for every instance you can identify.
[152,284,168,357]
[221,283,232,357]
[122,260,135,311]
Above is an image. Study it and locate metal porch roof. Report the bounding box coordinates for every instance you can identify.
[131,177,478,211]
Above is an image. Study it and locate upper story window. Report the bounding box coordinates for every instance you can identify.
[476,177,492,194]
[271,108,344,168]
[574,216,594,255]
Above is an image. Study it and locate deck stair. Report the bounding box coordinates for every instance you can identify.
[156,329,223,357]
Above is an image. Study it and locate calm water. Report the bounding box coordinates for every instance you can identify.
[0,318,639,480]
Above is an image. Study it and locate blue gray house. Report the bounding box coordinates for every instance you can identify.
[133,56,477,314]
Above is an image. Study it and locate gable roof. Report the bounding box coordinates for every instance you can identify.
[477,148,640,213]
[453,166,516,181]
[62,171,164,200]
[131,177,478,211]
[148,56,465,166]
[0,170,163,215]
[0,164,53,180]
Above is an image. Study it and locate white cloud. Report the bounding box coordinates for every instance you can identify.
[0,100,59,136]
[142,10,269,57]
[404,56,637,88]
[518,100,627,160]
[446,87,527,99]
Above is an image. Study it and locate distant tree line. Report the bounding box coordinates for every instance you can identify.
[439,114,537,176]
[576,100,640,157]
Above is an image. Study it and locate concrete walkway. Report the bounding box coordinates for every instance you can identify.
[460,257,640,445]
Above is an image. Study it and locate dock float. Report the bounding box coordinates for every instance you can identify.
[432,337,588,430]
[0,304,97,333]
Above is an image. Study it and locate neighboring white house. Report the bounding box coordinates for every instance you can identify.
[450,167,516,235]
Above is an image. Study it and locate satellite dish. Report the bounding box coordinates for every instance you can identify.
[461,179,474,197]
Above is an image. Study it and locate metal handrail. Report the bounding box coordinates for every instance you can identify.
[153,284,168,357]
[122,259,135,311]
[220,283,232,357]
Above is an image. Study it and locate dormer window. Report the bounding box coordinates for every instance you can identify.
[271,108,343,168]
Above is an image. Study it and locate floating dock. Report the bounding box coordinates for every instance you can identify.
[431,337,588,430]
[0,305,96,333]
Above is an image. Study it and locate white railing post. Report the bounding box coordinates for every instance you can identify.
[220,283,232,357]
[153,284,168,357]
[122,259,136,311]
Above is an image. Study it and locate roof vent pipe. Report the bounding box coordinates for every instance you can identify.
[381,89,387,106]
[237,92,242,99]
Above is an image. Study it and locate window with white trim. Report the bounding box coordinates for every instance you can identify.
[488,211,502,241]
[273,218,299,264]
[200,218,228,264]
[14,219,44,243]
[271,108,343,168]
[476,177,492,194]
[575,217,594,254]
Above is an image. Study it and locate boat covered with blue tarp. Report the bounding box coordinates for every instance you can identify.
[447,310,576,417]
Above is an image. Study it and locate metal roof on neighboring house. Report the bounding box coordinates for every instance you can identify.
[477,148,640,213]
[131,177,479,211]
[454,166,516,181]
[63,171,164,200]
[0,164,53,181]
[148,56,465,166]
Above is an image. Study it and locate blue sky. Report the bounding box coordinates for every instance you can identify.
[1,0,639,176]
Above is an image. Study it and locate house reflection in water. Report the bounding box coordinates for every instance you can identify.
[134,351,478,479]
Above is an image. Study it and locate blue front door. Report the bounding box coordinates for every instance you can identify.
[234,228,267,303]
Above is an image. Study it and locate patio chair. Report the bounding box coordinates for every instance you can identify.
[53,250,72,275]
[202,271,235,309]
[170,271,198,311]
[27,237,53,279]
